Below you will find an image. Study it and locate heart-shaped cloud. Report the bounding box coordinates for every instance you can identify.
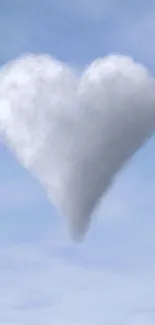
[1,54,155,240]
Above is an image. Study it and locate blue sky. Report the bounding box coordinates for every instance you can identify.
[1,1,155,324]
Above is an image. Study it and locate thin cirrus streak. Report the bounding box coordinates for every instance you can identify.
[0,53,155,240]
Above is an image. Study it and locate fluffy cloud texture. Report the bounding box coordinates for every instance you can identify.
[1,54,155,239]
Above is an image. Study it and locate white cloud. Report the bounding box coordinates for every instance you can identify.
[1,54,155,240]
[0,2,155,324]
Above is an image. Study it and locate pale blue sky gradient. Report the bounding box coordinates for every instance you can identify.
[1,1,155,324]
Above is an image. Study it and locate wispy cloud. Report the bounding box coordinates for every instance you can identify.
[0,237,154,325]
[1,150,155,324]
